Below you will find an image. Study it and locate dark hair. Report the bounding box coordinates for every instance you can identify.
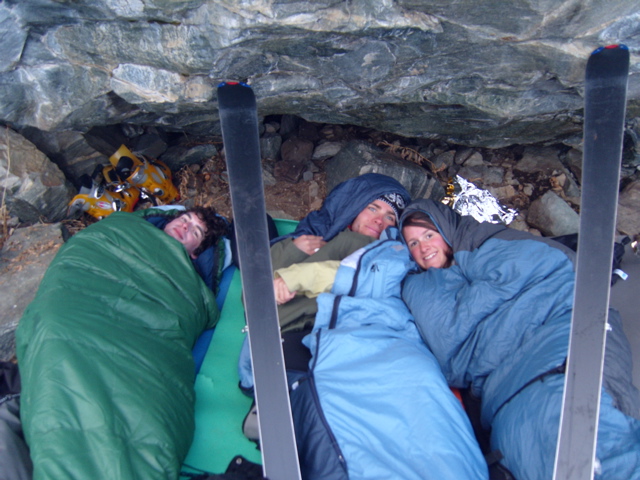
[184,206,229,256]
[402,210,454,269]
[402,210,439,232]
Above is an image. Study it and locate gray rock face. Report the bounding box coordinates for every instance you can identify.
[527,190,581,236]
[0,222,63,361]
[617,180,640,236]
[160,143,218,171]
[0,0,638,149]
[325,140,445,201]
[0,128,75,222]
[516,146,581,198]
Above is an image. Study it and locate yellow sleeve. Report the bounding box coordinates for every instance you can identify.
[275,261,341,298]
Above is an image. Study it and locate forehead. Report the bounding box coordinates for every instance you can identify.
[178,212,206,228]
[403,224,437,238]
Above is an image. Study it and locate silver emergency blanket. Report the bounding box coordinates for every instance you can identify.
[446,175,518,225]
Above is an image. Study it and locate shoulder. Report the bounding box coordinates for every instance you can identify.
[331,229,376,248]
[318,230,375,260]
[192,240,229,294]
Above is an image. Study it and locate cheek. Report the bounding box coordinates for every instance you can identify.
[165,225,178,239]
[359,213,373,225]
[438,239,451,253]
[190,234,202,247]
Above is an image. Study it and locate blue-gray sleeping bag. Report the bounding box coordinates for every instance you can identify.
[298,232,488,479]
[401,199,640,480]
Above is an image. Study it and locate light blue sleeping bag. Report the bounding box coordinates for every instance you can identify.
[303,232,488,480]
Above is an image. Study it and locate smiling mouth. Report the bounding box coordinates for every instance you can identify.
[171,227,184,241]
[422,252,437,263]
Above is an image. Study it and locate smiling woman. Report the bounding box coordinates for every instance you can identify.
[400,199,640,480]
[402,209,453,270]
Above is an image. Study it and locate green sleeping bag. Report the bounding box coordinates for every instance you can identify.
[16,212,219,479]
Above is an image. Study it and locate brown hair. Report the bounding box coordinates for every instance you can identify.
[402,210,439,232]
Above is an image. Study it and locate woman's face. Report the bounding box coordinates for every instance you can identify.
[403,225,452,270]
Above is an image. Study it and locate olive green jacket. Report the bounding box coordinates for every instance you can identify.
[271,229,374,332]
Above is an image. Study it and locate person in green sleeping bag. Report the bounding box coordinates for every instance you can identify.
[146,206,228,260]
[142,205,231,293]
[163,207,223,258]
[16,205,228,480]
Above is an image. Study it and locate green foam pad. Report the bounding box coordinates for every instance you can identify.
[182,268,262,474]
[183,218,299,474]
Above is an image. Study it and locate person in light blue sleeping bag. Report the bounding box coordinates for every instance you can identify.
[400,198,640,480]
[296,229,489,480]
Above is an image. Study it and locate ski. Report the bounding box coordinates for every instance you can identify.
[217,82,301,480]
[553,45,630,480]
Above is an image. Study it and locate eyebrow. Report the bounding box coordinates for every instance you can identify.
[405,228,436,243]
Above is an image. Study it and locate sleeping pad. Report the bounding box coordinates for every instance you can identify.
[401,199,640,480]
[16,211,219,480]
[294,232,488,479]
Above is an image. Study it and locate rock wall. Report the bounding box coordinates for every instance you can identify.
[0,128,75,223]
[0,0,638,149]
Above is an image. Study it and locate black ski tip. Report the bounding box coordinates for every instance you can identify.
[217,81,256,110]
[586,44,629,80]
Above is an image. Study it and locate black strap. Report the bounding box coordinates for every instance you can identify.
[181,455,264,480]
[0,361,21,397]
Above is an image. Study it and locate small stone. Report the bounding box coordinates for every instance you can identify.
[462,151,484,167]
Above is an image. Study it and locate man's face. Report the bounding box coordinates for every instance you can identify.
[164,212,207,258]
[350,199,396,239]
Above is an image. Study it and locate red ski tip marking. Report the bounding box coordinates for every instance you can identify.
[217,81,251,88]
[592,44,628,55]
